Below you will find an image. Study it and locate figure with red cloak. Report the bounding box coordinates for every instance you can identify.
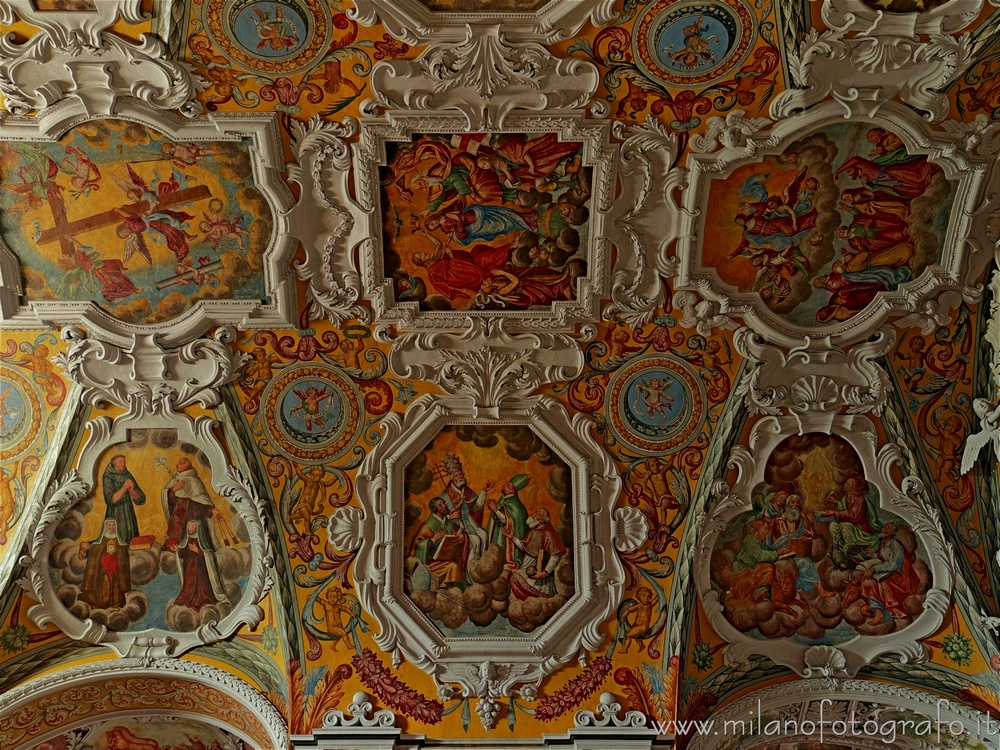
[836,128,943,199]
[413,242,513,302]
[94,259,141,303]
[735,200,818,238]
[857,522,920,624]
[164,458,228,611]
[478,133,581,190]
[813,263,885,323]
[505,508,567,600]
[79,518,131,610]
[479,258,585,309]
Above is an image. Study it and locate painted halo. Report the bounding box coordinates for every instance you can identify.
[261,363,363,463]
[0,366,41,461]
[607,354,706,455]
[206,0,330,75]
[634,0,755,88]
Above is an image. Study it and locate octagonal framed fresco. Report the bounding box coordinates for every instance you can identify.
[0,100,296,347]
[676,101,995,347]
[694,412,954,677]
[342,394,637,697]
[351,112,618,332]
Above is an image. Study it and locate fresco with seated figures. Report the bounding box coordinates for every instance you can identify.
[710,433,931,645]
[702,123,956,327]
[380,132,591,312]
[0,119,272,325]
[403,424,575,637]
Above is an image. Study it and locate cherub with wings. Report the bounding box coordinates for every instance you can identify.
[960,398,1000,475]
[112,165,197,263]
[2,147,63,213]
[634,377,674,419]
[253,5,300,52]
[60,145,101,197]
[290,386,331,431]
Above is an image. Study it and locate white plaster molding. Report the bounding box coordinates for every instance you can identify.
[367,26,600,130]
[688,679,994,750]
[770,0,980,124]
[54,325,247,416]
[603,119,686,325]
[689,110,773,155]
[348,0,617,45]
[673,291,741,338]
[0,657,289,750]
[573,692,648,729]
[0,102,297,347]
[352,112,617,333]
[0,0,206,118]
[695,415,955,678]
[678,102,994,348]
[324,692,397,729]
[351,394,623,698]
[286,115,369,326]
[387,319,584,416]
[960,269,1000,474]
[19,329,274,658]
[733,326,895,424]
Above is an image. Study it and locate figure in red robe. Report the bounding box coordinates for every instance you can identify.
[164,458,228,611]
[858,522,919,623]
[506,508,567,601]
[836,128,942,198]
[94,259,141,303]
[413,243,513,302]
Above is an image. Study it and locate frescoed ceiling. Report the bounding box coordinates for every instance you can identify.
[0,0,998,748]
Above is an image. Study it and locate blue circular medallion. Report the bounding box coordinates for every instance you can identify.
[608,355,706,455]
[231,1,307,58]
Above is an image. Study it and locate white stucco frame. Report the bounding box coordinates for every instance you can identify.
[0,99,296,348]
[695,413,955,677]
[332,394,645,699]
[677,101,995,347]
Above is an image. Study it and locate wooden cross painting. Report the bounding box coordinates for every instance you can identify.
[0,119,273,325]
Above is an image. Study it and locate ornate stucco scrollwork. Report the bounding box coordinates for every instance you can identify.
[0,0,206,118]
[342,394,631,703]
[695,413,955,677]
[19,328,273,658]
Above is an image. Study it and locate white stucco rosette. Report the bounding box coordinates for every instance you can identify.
[694,413,955,678]
[335,394,640,698]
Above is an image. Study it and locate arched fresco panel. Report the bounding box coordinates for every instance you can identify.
[709,432,932,645]
[48,430,253,634]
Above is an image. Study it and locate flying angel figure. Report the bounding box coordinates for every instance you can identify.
[112,165,196,263]
[960,398,1000,475]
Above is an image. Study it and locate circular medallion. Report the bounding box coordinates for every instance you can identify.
[634,0,755,88]
[261,364,363,463]
[0,367,41,461]
[207,0,330,76]
[607,355,706,455]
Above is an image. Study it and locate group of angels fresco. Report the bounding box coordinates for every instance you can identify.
[403,425,575,637]
[710,433,931,644]
[49,431,251,633]
[0,119,271,325]
[380,132,592,312]
[704,123,955,326]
